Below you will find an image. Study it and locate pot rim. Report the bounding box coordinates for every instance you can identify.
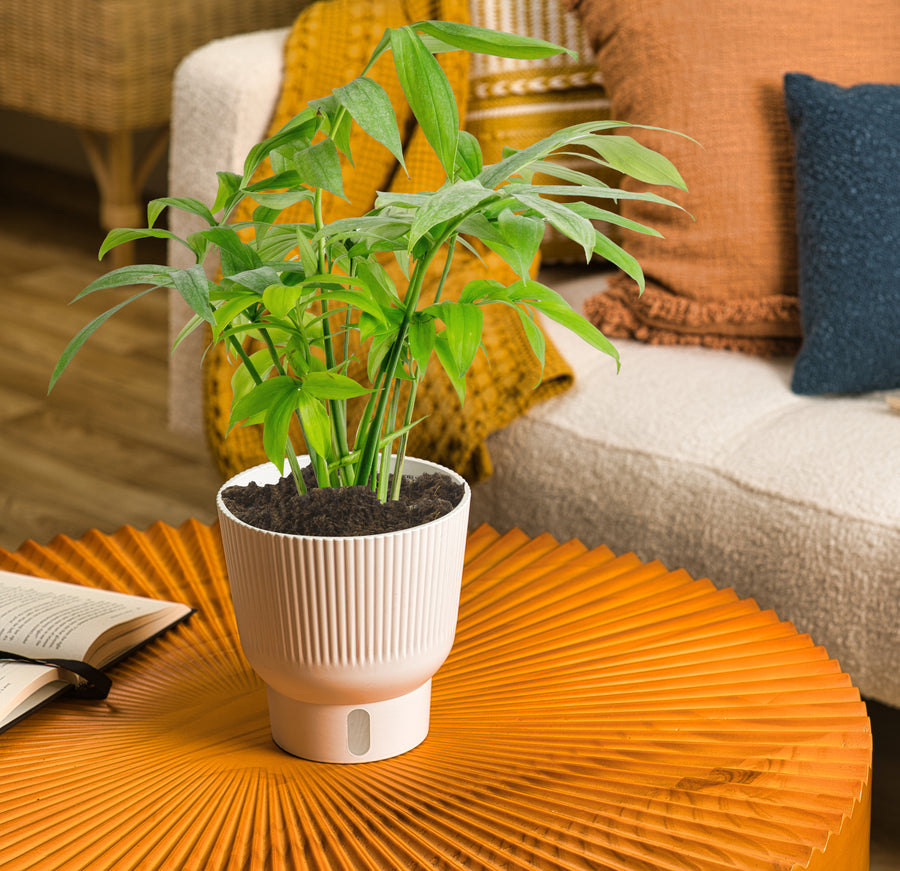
[216,454,471,542]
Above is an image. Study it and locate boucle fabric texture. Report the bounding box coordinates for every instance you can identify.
[203,0,573,483]
[785,74,900,395]
[469,267,900,707]
[565,0,900,355]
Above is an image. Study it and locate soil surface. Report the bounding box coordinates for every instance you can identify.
[221,466,465,537]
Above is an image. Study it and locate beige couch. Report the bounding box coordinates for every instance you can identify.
[166,25,900,709]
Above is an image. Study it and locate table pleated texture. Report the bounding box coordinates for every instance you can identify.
[0,522,871,871]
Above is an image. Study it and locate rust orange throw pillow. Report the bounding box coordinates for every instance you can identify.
[564,0,900,354]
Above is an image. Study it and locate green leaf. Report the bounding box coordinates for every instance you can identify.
[510,192,596,261]
[425,301,483,377]
[488,209,544,278]
[581,134,687,190]
[213,293,260,338]
[49,287,157,392]
[230,349,273,407]
[515,306,546,374]
[198,226,263,274]
[478,120,631,189]
[99,228,187,261]
[509,279,620,369]
[248,190,315,211]
[354,258,401,307]
[454,130,483,180]
[434,334,466,404]
[390,26,459,176]
[592,232,645,291]
[230,376,295,429]
[212,171,243,214]
[172,265,215,325]
[409,313,436,377]
[564,201,664,237]
[72,265,180,300]
[225,266,282,294]
[408,180,493,249]
[459,278,508,304]
[294,389,332,459]
[318,289,390,324]
[262,284,299,320]
[413,21,574,60]
[241,107,318,180]
[302,372,371,400]
[290,139,346,200]
[264,388,303,471]
[333,76,406,169]
[148,196,216,229]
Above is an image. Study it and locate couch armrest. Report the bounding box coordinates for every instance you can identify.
[167,27,289,436]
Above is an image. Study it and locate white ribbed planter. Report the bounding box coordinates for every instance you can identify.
[216,456,470,763]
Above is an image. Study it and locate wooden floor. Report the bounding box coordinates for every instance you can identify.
[0,158,221,551]
[0,158,898,869]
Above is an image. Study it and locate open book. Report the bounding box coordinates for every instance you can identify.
[0,569,193,732]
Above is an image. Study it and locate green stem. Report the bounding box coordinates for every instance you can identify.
[389,377,418,501]
[353,252,433,489]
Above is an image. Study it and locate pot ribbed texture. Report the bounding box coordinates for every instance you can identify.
[217,458,471,706]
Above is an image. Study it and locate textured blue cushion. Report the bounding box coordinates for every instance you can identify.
[784,73,900,395]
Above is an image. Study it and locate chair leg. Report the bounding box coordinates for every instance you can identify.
[78,127,169,268]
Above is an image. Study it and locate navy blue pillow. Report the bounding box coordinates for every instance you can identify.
[784,73,900,395]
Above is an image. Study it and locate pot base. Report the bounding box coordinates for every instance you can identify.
[267,681,432,763]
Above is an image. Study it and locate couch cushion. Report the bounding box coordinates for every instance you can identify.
[785,73,900,395]
[563,0,900,354]
[471,266,900,706]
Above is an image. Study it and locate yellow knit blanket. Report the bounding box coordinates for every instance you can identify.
[203,0,573,482]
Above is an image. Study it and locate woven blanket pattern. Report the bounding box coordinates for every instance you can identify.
[203,0,574,483]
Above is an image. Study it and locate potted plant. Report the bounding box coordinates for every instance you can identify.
[50,20,685,762]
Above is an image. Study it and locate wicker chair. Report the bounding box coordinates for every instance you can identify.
[0,0,311,262]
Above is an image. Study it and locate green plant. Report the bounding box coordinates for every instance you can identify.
[50,20,685,501]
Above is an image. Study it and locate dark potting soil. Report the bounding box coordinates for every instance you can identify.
[221,465,465,537]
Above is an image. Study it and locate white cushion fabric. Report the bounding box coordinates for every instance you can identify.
[471,268,900,705]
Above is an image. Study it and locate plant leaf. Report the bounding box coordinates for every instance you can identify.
[454,130,483,180]
[433,334,466,404]
[408,180,493,249]
[413,21,573,60]
[49,287,157,392]
[98,228,188,261]
[580,134,687,190]
[72,265,180,300]
[199,226,263,274]
[510,192,596,261]
[302,371,371,400]
[289,139,346,200]
[212,171,244,214]
[425,301,483,377]
[409,312,436,378]
[172,265,215,325]
[148,196,217,228]
[333,76,406,169]
[509,279,620,369]
[390,26,459,176]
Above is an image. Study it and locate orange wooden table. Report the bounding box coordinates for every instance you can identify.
[0,522,871,870]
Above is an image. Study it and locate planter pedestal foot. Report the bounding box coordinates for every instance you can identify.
[267,681,432,763]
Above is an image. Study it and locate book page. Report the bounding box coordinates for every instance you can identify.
[0,662,66,730]
[0,570,190,665]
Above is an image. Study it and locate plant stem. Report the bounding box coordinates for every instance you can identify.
[353,252,433,490]
[389,378,418,501]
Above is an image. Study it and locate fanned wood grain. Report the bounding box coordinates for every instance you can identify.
[0,522,871,870]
